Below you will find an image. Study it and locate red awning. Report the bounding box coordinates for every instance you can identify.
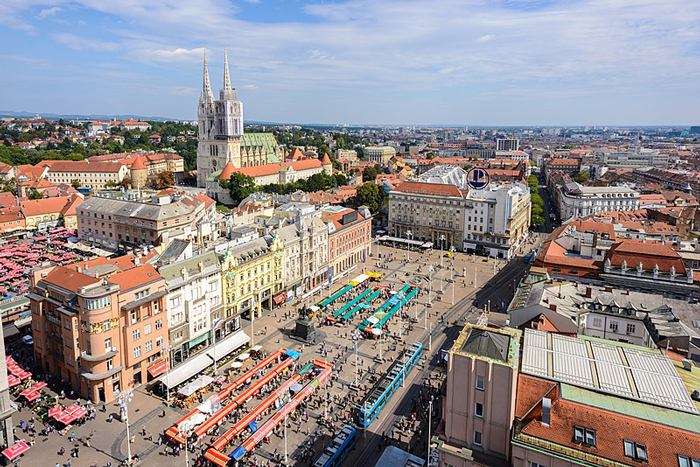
[48,406,62,417]
[274,292,287,304]
[2,441,29,461]
[148,359,167,377]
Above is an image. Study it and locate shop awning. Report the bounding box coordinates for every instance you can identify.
[206,330,250,363]
[349,274,370,286]
[159,351,213,389]
[273,292,286,304]
[178,375,215,397]
[2,441,29,461]
[159,331,249,389]
[148,359,167,378]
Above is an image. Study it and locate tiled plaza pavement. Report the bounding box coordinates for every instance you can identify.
[10,238,542,467]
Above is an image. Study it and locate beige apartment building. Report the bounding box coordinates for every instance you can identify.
[364,146,396,165]
[77,193,211,248]
[29,256,169,403]
[41,160,129,189]
[439,325,521,466]
[389,181,467,251]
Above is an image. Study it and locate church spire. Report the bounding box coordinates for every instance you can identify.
[223,46,232,91]
[200,50,214,106]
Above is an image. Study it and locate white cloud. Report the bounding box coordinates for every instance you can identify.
[131,46,208,63]
[37,6,60,19]
[52,32,120,51]
[242,84,257,90]
[477,34,495,42]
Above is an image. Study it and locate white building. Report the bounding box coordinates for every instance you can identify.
[598,148,669,169]
[496,138,520,151]
[463,183,531,259]
[156,245,224,367]
[558,182,640,220]
[277,212,329,300]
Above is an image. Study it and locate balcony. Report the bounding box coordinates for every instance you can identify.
[81,348,118,362]
[81,366,123,381]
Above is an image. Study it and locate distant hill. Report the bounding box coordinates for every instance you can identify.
[0,110,184,122]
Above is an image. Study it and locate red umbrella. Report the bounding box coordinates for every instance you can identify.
[48,405,62,418]
[2,440,29,461]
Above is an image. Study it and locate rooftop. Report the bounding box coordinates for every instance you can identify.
[521,329,698,414]
[451,324,521,368]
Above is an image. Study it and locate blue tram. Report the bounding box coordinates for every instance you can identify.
[358,341,423,427]
[313,425,357,467]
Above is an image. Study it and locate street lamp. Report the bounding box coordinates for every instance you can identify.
[118,390,134,465]
[178,419,194,467]
[406,230,413,262]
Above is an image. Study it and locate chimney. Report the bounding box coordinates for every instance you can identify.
[549,304,557,312]
[542,397,551,426]
[585,287,592,298]
[605,286,613,292]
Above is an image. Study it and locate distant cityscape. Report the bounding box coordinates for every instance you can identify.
[0,42,699,467]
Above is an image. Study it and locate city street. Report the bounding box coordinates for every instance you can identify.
[7,239,540,467]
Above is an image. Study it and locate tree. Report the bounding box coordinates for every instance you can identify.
[71,179,81,188]
[426,151,435,160]
[356,182,384,213]
[119,177,132,189]
[28,189,43,200]
[573,170,590,183]
[527,175,539,191]
[362,164,379,182]
[154,170,175,189]
[222,172,256,206]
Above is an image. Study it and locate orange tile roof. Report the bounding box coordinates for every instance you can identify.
[109,264,162,292]
[42,266,99,292]
[606,240,685,273]
[20,196,73,217]
[517,376,700,466]
[130,155,147,170]
[393,181,464,197]
[218,162,235,180]
[43,160,124,173]
[233,159,322,178]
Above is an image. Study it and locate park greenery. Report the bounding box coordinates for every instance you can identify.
[527,175,545,228]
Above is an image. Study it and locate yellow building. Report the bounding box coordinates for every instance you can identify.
[221,235,284,325]
[21,194,83,231]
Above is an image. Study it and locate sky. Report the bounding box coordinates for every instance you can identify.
[1,0,699,126]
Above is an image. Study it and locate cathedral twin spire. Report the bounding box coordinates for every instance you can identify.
[199,47,235,110]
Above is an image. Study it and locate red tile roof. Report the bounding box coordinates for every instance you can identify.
[516,375,700,466]
[233,159,322,178]
[605,240,685,273]
[42,266,99,292]
[130,155,147,170]
[218,162,235,180]
[393,181,464,197]
[109,264,162,292]
[42,160,125,173]
[20,196,73,217]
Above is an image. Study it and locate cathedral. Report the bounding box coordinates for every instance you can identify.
[196,49,283,189]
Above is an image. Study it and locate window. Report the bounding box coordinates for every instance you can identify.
[133,346,141,358]
[106,358,113,370]
[145,340,153,352]
[474,431,482,446]
[103,320,111,332]
[529,463,546,467]
[624,440,647,462]
[144,323,152,335]
[132,328,140,341]
[130,310,137,324]
[475,403,483,418]
[626,323,636,334]
[592,317,602,327]
[609,321,619,333]
[155,319,163,330]
[678,456,700,467]
[105,338,112,351]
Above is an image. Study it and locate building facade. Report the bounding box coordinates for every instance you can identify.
[42,160,129,189]
[0,325,14,450]
[77,194,211,248]
[321,207,372,283]
[29,260,169,403]
[220,235,284,324]
[159,251,224,368]
[364,146,396,165]
[558,182,640,220]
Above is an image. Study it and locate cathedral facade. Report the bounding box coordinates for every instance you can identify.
[196,50,283,189]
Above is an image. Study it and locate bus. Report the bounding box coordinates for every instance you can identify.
[313,425,357,467]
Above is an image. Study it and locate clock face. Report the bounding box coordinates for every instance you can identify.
[212,159,218,168]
